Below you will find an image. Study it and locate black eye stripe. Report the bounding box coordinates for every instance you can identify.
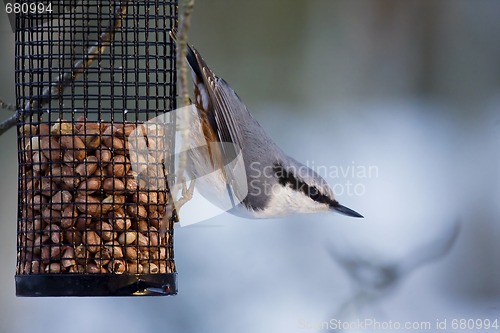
[273,163,332,205]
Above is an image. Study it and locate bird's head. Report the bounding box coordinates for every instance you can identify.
[273,159,363,218]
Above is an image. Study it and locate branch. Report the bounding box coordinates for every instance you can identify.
[0,1,128,137]
[0,114,17,135]
[0,98,16,112]
[176,0,195,109]
[171,0,196,213]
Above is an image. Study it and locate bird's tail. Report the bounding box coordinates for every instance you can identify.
[169,29,203,82]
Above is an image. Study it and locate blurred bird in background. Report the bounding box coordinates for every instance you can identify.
[326,221,461,322]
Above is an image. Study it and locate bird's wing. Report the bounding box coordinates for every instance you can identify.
[190,48,251,204]
[189,48,245,151]
[170,29,244,162]
[170,30,248,204]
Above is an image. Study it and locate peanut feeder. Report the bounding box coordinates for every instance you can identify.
[15,1,178,296]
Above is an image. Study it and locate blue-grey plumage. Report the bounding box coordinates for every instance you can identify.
[170,30,362,219]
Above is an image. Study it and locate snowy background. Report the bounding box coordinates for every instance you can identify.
[0,1,499,332]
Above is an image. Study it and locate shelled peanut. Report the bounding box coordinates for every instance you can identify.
[17,118,175,275]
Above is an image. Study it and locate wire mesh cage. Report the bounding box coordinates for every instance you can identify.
[15,0,178,296]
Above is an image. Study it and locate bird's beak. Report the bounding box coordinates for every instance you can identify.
[331,202,364,218]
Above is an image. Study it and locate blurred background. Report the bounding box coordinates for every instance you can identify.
[1,0,499,332]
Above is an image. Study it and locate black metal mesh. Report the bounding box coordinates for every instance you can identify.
[15,0,178,296]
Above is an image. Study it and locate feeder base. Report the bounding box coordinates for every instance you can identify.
[15,273,177,297]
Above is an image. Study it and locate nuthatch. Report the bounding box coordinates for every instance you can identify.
[170,31,362,219]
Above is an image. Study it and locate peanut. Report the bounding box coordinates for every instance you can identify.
[107,155,129,177]
[40,136,62,161]
[101,195,125,213]
[45,263,62,273]
[50,119,74,135]
[32,151,49,173]
[79,128,101,149]
[60,135,86,161]
[127,204,147,219]
[148,227,159,247]
[19,124,38,136]
[118,231,137,245]
[104,241,124,259]
[107,259,126,274]
[126,262,143,274]
[95,249,111,267]
[109,212,131,231]
[94,221,116,241]
[39,177,58,197]
[124,246,138,260]
[102,178,125,193]
[44,224,62,244]
[75,155,98,176]
[103,126,126,153]
[142,262,159,274]
[61,204,78,229]
[136,220,149,232]
[61,247,76,268]
[104,241,123,259]
[63,230,82,246]
[95,148,112,164]
[24,135,40,151]
[77,177,101,195]
[82,230,101,253]
[31,194,48,211]
[50,190,72,211]
[51,165,80,188]
[41,208,62,223]
[75,215,92,230]
[75,195,101,216]
[85,262,101,274]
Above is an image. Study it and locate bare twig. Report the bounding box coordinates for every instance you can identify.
[0,2,128,137]
[176,0,195,109]
[172,0,196,213]
[0,99,18,134]
[0,98,16,112]
[0,114,17,135]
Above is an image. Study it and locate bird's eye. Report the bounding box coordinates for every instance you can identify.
[309,187,319,198]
